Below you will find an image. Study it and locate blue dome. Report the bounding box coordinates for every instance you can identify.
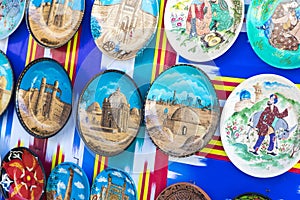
[240,90,251,101]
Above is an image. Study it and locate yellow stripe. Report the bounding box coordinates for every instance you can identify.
[93,155,100,182]
[99,156,106,172]
[58,147,63,165]
[26,36,33,65]
[158,32,167,74]
[137,172,144,200]
[31,41,38,62]
[51,153,57,170]
[200,148,227,156]
[214,76,245,83]
[208,139,223,146]
[69,32,79,80]
[64,40,72,72]
[143,170,150,200]
[293,162,300,169]
[214,84,235,92]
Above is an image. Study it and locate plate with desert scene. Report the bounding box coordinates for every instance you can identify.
[90,168,137,200]
[0,147,46,200]
[90,0,158,60]
[233,192,271,200]
[156,182,211,200]
[26,0,85,48]
[0,50,14,116]
[144,64,220,157]
[15,58,72,138]
[220,74,300,178]
[247,0,300,69]
[77,70,142,157]
[46,162,90,200]
[164,0,244,62]
[0,0,26,40]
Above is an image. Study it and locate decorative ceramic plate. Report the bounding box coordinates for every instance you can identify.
[157,182,211,200]
[77,70,142,156]
[46,162,90,200]
[0,147,46,200]
[0,50,13,116]
[164,0,244,62]
[233,192,271,200]
[90,0,158,60]
[26,0,85,48]
[247,0,300,69]
[90,168,137,200]
[220,74,300,178]
[15,58,72,138]
[0,0,26,40]
[145,64,220,157]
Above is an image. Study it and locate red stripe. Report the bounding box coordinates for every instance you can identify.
[216,90,232,100]
[34,43,45,59]
[205,143,225,151]
[97,156,102,174]
[211,80,240,87]
[154,150,168,199]
[71,27,82,85]
[164,41,176,70]
[55,145,60,166]
[51,44,67,66]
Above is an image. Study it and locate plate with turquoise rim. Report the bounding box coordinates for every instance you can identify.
[0,0,26,40]
[46,162,90,200]
[164,0,244,62]
[220,74,300,178]
[90,0,158,60]
[247,0,300,69]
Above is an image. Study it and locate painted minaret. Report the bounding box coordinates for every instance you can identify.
[253,83,262,103]
[47,0,56,25]
[49,80,59,120]
[64,167,74,200]
[35,77,46,116]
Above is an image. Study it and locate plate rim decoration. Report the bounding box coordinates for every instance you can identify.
[220,74,300,178]
[15,57,73,138]
[164,0,245,62]
[76,69,143,157]
[144,64,220,158]
[233,192,271,200]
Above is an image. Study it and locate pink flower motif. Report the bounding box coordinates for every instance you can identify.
[233,126,237,130]
[171,17,176,22]
[226,131,230,135]
[235,133,239,138]
[177,22,182,27]
[178,17,183,21]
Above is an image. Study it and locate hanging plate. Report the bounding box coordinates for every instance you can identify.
[26,0,85,48]
[90,0,158,60]
[15,58,72,138]
[144,64,220,157]
[233,192,271,200]
[220,74,300,178]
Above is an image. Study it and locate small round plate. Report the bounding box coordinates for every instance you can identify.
[233,192,271,200]
[0,147,46,200]
[90,168,137,200]
[46,162,90,200]
[157,182,211,200]
[247,0,300,69]
[77,70,142,157]
[0,50,14,116]
[0,0,26,40]
[220,74,300,178]
[164,0,244,62]
[145,64,220,157]
[26,0,85,48]
[15,58,72,138]
[90,0,158,60]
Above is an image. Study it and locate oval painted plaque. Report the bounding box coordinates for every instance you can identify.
[26,0,85,48]
[15,58,72,138]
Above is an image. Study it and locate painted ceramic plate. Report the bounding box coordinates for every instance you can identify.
[90,0,158,60]
[164,0,244,62]
[0,147,46,200]
[77,70,142,156]
[247,0,300,69]
[90,168,137,200]
[0,50,13,116]
[0,0,26,40]
[145,64,220,157]
[26,0,85,48]
[233,192,271,200]
[220,74,300,178]
[46,162,90,200]
[157,182,211,200]
[15,58,72,138]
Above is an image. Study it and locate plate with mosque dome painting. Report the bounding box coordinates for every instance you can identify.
[90,0,159,60]
[144,64,220,157]
[0,50,14,116]
[15,58,72,138]
[0,0,26,40]
[90,168,137,200]
[46,162,90,200]
[26,0,85,48]
[156,182,211,200]
[164,0,244,62]
[77,70,143,157]
[220,74,300,178]
[247,0,300,69]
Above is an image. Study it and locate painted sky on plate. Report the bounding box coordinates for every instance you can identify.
[31,0,84,11]
[0,54,13,90]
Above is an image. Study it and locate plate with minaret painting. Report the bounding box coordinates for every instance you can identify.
[144,64,220,157]
[220,74,300,178]
[90,168,137,200]
[0,147,46,200]
[90,0,158,60]
[0,0,26,40]
[233,192,271,200]
[247,0,300,69]
[0,50,14,116]
[46,162,90,200]
[164,0,244,62]
[77,70,143,157]
[26,0,85,48]
[15,58,72,138]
